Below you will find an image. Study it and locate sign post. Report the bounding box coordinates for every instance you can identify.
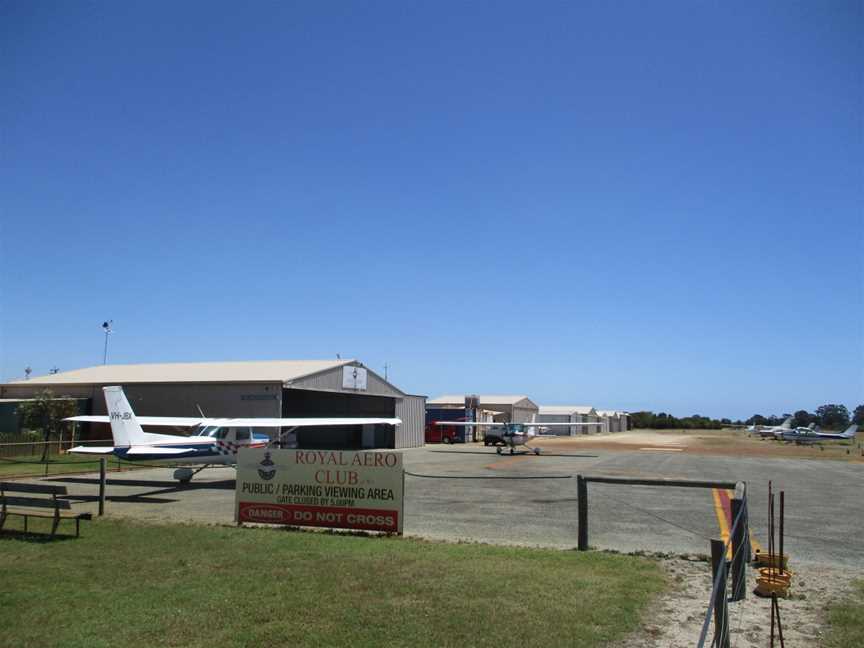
[236,448,403,534]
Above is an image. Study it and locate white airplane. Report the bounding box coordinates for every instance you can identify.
[779,424,858,445]
[66,386,401,482]
[749,417,793,438]
[433,419,603,455]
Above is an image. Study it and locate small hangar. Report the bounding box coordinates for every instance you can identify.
[0,359,425,450]
[426,395,539,423]
[537,405,602,435]
[597,410,630,433]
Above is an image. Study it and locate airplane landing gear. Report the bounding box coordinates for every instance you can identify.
[496,447,503,455]
[173,465,210,484]
[533,447,541,455]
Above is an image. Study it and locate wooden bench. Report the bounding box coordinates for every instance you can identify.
[0,481,92,538]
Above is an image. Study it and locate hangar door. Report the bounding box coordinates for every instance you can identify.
[282,389,397,450]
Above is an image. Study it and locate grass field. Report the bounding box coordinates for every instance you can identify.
[0,517,664,648]
[0,453,111,478]
[0,454,152,479]
[824,580,864,648]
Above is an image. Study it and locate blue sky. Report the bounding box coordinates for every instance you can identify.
[1,2,861,419]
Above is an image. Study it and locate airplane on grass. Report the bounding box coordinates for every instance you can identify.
[778,424,858,445]
[434,420,603,455]
[66,386,401,483]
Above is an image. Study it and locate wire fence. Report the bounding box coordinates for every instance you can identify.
[696,489,749,648]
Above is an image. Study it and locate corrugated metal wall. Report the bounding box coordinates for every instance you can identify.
[287,363,404,398]
[536,413,573,435]
[395,395,425,449]
[511,405,538,423]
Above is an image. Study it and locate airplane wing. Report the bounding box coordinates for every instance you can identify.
[814,425,858,440]
[526,422,604,427]
[433,421,500,426]
[433,421,602,427]
[65,415,205,427]
[65,415,401,428]
[214,417,401,427]
[125,446,199,456]
[68,445,115,454]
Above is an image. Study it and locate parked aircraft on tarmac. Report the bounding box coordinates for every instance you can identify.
[433,419,603,455]
[778,424,858,445]
[749,417,794,438]
[66,386,401,482]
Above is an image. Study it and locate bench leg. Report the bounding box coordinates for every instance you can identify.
[76,518,80,538]
[0,512,5,532]
[51,516,59,538]
[24,515,28,534]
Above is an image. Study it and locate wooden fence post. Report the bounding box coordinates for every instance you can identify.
[98,457,106,516]
[577,475,588,551]
[711,538,730,648]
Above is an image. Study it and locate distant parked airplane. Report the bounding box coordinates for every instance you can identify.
[433,419,603,455]
[779,424,858,445]
[749,417,793,438]
[66,386,400,482]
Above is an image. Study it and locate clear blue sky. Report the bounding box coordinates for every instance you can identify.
[1,2,861,419]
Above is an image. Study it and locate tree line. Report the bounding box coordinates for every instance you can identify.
[630,404,864,431]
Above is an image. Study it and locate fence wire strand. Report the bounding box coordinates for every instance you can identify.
[589,486,713,541]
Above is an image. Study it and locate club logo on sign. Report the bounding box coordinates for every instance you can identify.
[257,452,276,480]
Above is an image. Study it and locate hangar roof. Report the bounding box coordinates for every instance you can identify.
[428,394,536,407]
[596,410,629,417]
[538,405,597,416]
[7,360,353,385]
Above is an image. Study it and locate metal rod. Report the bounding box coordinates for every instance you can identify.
[775,594,786,647]
[770,593,775,648]
[779,490,784,572]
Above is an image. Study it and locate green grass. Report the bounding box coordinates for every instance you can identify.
[0,454,151,479]
[0,518,664,648]
[824,580,864,648]
[0,453,110,478]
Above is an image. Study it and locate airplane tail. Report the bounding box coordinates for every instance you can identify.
[780,417,792,429]
[103,386,147,448]
[841,424,858,439]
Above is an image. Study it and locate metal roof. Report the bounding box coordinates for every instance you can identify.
[596,410,629,417]
[538,405,597,416]
[6,360,353,385]
[427,395,534,406]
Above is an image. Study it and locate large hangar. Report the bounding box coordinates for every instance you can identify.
[0,359,425,450]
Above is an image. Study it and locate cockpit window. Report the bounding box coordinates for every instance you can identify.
[235,427,251,441]
[198,426,220,437]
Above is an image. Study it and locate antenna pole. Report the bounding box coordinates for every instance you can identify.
[101,320,113,364]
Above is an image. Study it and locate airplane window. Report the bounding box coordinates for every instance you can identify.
[214,428,229,440]
[198,426,219,437]
[235,427,251,441]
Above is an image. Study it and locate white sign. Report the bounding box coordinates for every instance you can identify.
[342,366,368,391]
[235,448,403,533]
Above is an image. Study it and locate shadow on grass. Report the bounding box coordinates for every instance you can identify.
[0,528,80,544]
[43,476,236,505]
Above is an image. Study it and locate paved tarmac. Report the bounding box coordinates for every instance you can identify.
[16,442,863,568]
